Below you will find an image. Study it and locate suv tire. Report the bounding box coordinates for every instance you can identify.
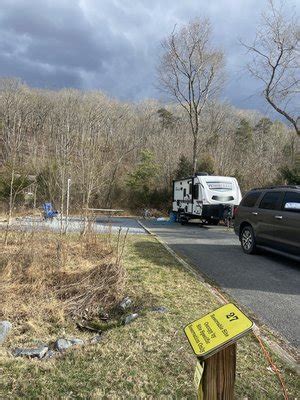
[240,225,257,254]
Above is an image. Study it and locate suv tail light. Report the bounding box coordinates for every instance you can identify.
[233,206,239,218]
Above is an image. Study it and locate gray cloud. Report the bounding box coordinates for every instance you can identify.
[0,0,298,112]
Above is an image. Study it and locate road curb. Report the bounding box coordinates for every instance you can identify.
[137,219,299,374]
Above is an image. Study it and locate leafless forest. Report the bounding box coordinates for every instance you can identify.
[1,0,298,217]
[0,77,296,215]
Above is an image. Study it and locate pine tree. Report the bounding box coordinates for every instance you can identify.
[175,155,193,179]
[126,150,158,207]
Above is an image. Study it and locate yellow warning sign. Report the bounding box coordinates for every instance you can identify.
[185,303,253,358]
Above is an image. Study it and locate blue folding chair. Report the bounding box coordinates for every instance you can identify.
[42,202,58,219]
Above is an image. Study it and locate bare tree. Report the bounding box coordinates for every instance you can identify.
[0,79,35,243]
[158,18,224,173]
[51,90,79,234]
[243,0,299,135]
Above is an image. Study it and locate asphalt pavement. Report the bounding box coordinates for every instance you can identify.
[142,220,300,350]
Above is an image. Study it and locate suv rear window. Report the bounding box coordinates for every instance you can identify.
[241,191,262,207]
[282,191,300,213]
[259,191,281,210]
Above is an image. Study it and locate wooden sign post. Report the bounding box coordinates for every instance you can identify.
[185,303,253,400]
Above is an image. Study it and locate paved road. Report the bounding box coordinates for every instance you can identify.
[143,220,300,349]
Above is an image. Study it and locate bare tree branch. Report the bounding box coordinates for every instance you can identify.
[242,0,299,135]
[158,18,224,172]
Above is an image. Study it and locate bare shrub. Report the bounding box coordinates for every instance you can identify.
[55,259,125,317]
[0,229,127,340]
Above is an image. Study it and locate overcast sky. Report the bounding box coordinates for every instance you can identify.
[0,0,298,114]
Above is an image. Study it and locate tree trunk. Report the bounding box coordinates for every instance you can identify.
[82,190,91,236]
[60,172,65,236]
[33,185,37,209]
[295,136,300,171]
[4,168,15,245]
[193,135,198,175]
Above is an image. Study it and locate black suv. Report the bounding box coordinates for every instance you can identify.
[234,186,300,260]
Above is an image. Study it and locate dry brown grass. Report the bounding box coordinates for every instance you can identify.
[0,228,126,344]
[0,207,42,221]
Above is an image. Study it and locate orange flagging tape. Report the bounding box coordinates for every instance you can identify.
[253,332,289,400]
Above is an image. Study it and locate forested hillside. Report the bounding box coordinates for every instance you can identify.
[0,78,296,213]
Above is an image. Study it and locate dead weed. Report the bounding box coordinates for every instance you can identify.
[0,229,127,341]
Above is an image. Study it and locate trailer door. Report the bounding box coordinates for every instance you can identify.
[186,180,193,214]
[193,183,203,216]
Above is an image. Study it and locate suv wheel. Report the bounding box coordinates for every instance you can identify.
[240,225,257,254]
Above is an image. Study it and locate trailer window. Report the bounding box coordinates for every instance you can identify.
[193,184,199,199]
[212,195,234,201]
[183,188,186,197]
[189,183,192,194]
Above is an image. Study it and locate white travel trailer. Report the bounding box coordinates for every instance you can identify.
[172,174,242,224]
